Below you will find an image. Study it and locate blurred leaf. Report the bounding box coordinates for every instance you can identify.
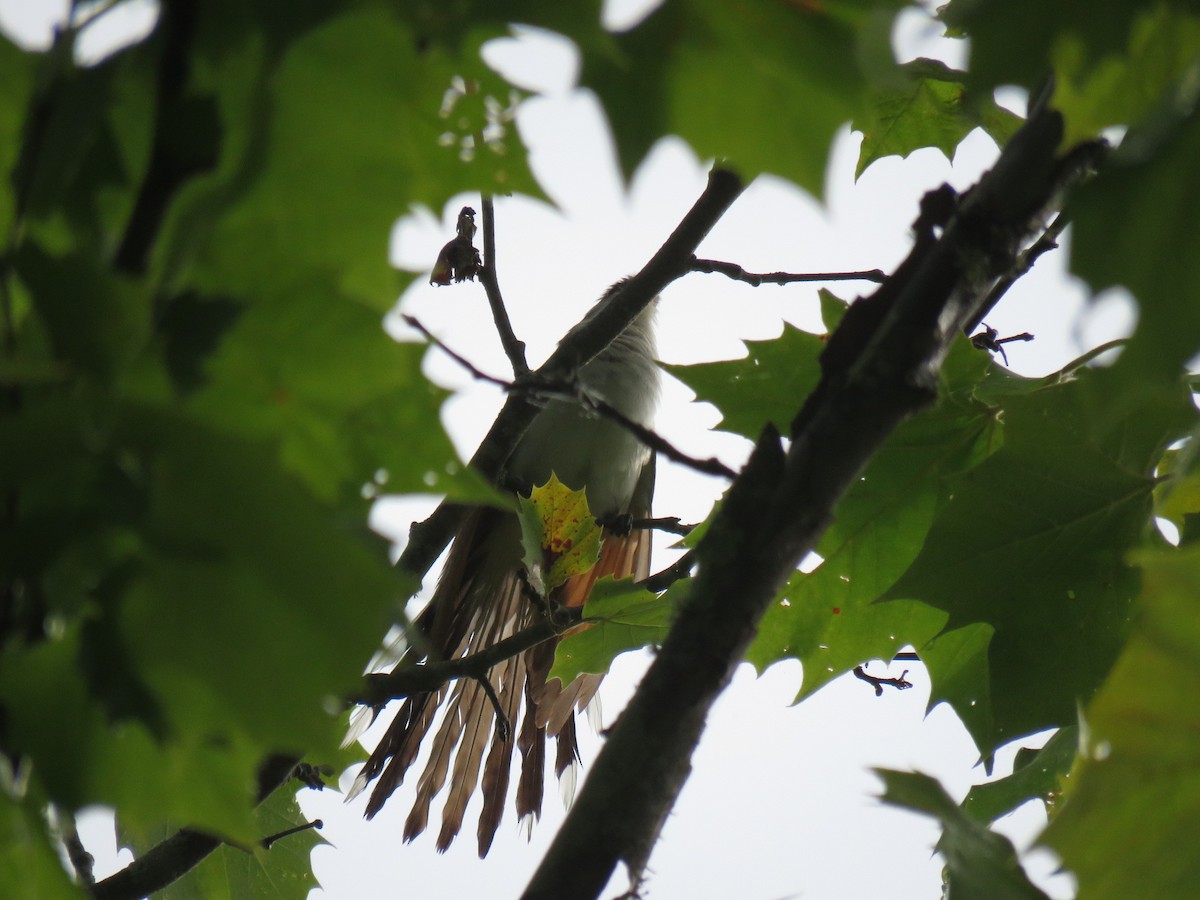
[877,769,1050,900]
[854,58,1023,178]
[1154,441,1200,535]
[1043,545,1200,899]
[0,792,86,900]
[174,7,541,309]
[1052,6,1200,146]
[581,0,866,196]
[186,285,465,503]
[550,577,672,685]
[962,726,1076,823]
[1069,104,1200,387]
[941,0,1166,93]
[16,242,152,383]
[0,35,39,235]
[119,410,405,759]
[0,627,261,843]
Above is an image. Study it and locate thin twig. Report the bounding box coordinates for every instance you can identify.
[596,514,695,537]
[401,314,510,389]
[481,195,529,375]
[964,214,1067,334]
[472,673,512,741]
[580,393,737,480]
[638,550,696,593]
[853,665,913,696]
[403,313,737,481]
[261,819,323,851]
[690,257,887,286]
[354,610,582,706]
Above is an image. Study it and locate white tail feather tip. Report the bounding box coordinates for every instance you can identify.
[345,770,371,803]
[341,705,373,749]
[559,760,579,809]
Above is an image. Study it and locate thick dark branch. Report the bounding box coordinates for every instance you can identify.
[91,755,298,900]
[690,257,887,286]
[524,101,1100,900]
[480,195,529,375]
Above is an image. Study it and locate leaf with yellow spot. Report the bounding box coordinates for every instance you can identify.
[516,474,603,595]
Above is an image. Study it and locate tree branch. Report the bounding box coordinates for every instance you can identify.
[690,256,887,286]
[480,194,529,375]
[353,609,580,705]
[523,102,1102,900]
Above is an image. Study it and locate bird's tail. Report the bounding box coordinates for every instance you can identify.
[353,503,651,856]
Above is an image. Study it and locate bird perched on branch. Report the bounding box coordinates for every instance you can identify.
[351,294,660,857]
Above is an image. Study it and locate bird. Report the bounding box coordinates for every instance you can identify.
[352,294,660,857]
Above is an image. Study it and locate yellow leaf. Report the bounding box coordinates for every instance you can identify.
[517,474,603,594]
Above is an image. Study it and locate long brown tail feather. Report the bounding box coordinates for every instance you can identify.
[477,648,525,855]
[359,493,653,855]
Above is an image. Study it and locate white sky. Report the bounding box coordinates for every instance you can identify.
[0,1,1137,897]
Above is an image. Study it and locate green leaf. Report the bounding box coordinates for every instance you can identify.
[118,410,405,759]
[1069,104,1200,387]
[1154,442,1200,535]
[0,627,261,843]
[665,321,825,440]
[0,792,86,900]
[919,622,995,762]
[1051,6,1200,146]
[136,788,325,900]
[173,7,541,308]
[885,372,1196,754]
[581,0,866,195]
[962,726,1076,823]
[941,0,1164,93]
[877,769,1050,900]
[0,35,39,236]
[15,242,153,383]
[1042,544,1200,899]
[854,58,1023,178]
[185,285,467,503]
[747,339,997,697]
[550,577,672,685]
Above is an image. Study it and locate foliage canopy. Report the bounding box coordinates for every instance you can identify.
[2,0,1200,897]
